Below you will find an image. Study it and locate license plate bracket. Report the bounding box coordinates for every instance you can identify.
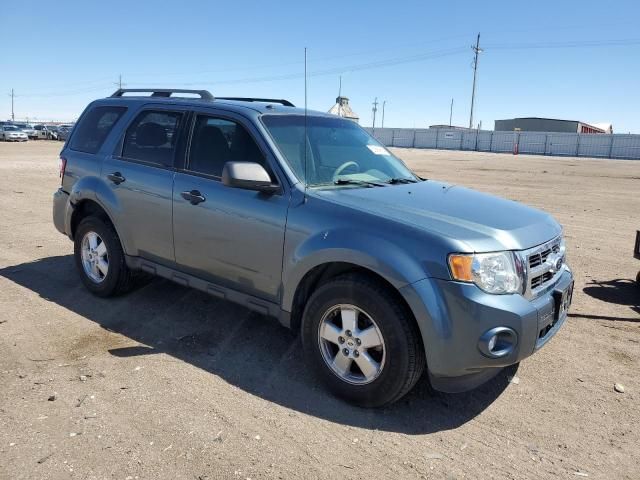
[553,281,574,321]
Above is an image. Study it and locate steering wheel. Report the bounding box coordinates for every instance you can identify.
[332,161,360,181]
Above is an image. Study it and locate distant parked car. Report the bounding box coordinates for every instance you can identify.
[1,125,28,141]
[34,124,58,140]
[56,124,74,141]
[18,124,38,139]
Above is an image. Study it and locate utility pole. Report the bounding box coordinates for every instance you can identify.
[10,89,15,121]
[372,97,378,130]
[381,100,386,128]
[469,33,483,130]
[337,76,342,117]
[449,98,454,127]
[114,74,125,90]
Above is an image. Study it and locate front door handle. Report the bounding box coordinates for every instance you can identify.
[107,172,126,185]
[181,190,206,205]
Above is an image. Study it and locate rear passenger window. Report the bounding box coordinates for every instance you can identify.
[188,115,269,178]
[122,111,183,167]
[69,106,126,154]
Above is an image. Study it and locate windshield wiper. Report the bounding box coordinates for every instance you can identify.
[333,178,387,187]
[385,177,419,184]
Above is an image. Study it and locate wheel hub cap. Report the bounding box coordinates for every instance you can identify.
[317,304,386,385]
[81,231,109,283]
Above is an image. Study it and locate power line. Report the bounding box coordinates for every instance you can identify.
[17,84,112,98]
[485,38,640,50]
[119,32,475,82]
[11,36,640,98]
[150,46,470,87]
[11,46,470,98]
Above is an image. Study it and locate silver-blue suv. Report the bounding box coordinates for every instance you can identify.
[53,89,574,407]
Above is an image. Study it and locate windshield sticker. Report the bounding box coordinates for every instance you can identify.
[367,145,387,155]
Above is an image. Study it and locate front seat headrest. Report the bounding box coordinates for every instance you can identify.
[136,122,168,147]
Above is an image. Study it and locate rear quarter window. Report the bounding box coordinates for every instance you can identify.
[69,106,127,154]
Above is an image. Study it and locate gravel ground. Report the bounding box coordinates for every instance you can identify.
[0,141,638,480]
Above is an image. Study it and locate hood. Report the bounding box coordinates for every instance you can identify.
[312,180,561,252]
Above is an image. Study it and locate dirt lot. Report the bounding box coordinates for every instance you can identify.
[1,141,638,480]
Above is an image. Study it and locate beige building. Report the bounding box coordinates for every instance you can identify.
[328,96,359,123]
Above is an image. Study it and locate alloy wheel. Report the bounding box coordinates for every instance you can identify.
[80,231,109,283]
[317,304,386,385]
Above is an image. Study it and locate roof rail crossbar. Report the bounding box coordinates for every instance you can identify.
[110,88,214,100]
[217,97,295,107]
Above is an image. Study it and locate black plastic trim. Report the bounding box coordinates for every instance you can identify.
[124,255,290,327]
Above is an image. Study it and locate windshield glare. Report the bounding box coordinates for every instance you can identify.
[262,115,417,187]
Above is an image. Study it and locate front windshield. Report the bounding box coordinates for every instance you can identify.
[262,115,417,187]
[4,126,19,131]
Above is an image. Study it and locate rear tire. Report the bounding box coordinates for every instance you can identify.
[301,274,425,407]
[74,216,135,297]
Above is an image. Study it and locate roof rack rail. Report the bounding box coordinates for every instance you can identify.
[110,88,214,100]
[217,97,295,107]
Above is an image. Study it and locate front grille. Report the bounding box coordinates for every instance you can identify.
[528,242,560,269]
[531,271,553,289]
[523,236,564,299]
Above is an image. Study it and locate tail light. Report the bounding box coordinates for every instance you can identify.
[59,155,67,182]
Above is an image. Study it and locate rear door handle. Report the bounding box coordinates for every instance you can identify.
[107,172,126,185]
[181,190,206,205]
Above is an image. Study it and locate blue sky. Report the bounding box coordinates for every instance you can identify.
[2,0,639,132]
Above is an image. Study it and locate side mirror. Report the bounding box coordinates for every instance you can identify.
[221,162,279,193]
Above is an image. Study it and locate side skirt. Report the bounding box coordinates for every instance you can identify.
[125,255,292,329]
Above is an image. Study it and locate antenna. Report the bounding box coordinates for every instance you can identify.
[304,47,308,198]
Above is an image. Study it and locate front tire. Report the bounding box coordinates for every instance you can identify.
[74,216,135,297]
[301,274,425,407]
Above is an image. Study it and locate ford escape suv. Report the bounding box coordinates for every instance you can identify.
[53,88,574,407]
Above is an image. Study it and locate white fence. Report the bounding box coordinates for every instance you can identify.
[364,128,640,160]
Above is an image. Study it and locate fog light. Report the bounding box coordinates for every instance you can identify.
[478,327,517,358]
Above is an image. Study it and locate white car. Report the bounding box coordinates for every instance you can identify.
[16,123,38,139]
[34,124,58,140]
[1,125,28,142]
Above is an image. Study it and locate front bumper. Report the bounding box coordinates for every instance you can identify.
[401,268,573,392]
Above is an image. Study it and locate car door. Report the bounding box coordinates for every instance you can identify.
[172,110,289,302]
[99,106,189,265]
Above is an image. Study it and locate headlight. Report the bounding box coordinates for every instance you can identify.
[448,251,523,294]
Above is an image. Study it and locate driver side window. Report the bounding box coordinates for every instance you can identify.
[187,115,271,179]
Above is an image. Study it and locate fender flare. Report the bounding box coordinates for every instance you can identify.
[281,228,428,312]
[68,176,134,255]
